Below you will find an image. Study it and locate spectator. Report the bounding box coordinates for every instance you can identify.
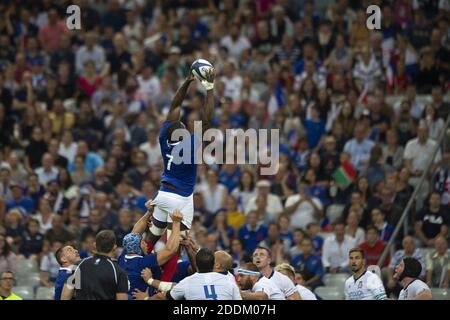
[198,169,228,215]
[292,237,324,290]
[415,192,449,247]
[35,153,59,185]
[425,236,450,288]
[344,122,375,173]
[4,209,25,247]
[139,128,161,168]
[38,7,68,54]
[19,218,43,259]
[345,208,365,245]
[39,240,62,288]
[371,208,394,243]
[114,208,133,248]
[231,170,256,213]
[44,215,74,244]
[322,221,356,273]
[306,222,324,256]
[75,31,106,75]
[69,140,104,176]
[238,211,268,254]
[382,129,404,170]
[0,234,17,274]
[34,197,56,235]
[5,182,34,216]
[284,179,323,230]
[289,229,305,258]
[80,208,107,240]
[220,23,251,60]
[224,195,245,230]
[359,225,389,268]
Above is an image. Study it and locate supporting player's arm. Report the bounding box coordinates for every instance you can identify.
[156,210,183,266]
[60,283,74,300]
[286,291,301,300]
[240,290,269,300]
[414,289,433,300]
[132,205,154,234]
[167,73,195,121]
[141,267,176,292]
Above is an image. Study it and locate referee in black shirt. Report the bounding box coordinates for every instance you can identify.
[62,230,129,300]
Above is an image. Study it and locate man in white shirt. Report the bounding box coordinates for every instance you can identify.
[165,249,242,300]
[237,263,285,300]
[220,23,251,60]
[343,122,375,173]
[284,179,323,230]
[322,221,357,273]
[75,31,106,75]
[345,248,387,300]
[139,128,162,168]
[394,257,432,300]
[252,247,300,300]
[404,121,442,208]
[275,263,317,300]
[219,61,243,103]
[35,153,59,185]
[245,180,283,223]
[137,65,160,103]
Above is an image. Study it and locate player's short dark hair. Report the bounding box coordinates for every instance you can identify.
[253,246,271,258]
[55,246,66,266]
[167,120,186,143]
[366,225,378,234]
[195,248,215,273]
[349,247,365,259]
[95,230,116,253]
[240,262,259,273]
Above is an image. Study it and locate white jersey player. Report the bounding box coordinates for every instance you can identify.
[165,249,242,300]
[237,263,286,300]
[167,271,242,300]
[345,248,387,300]
[252,247,300,299]
[394,257,432,300]
[275,263,317,300]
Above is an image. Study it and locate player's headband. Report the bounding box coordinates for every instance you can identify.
[237,268,260,276]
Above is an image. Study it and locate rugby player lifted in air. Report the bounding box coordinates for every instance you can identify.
[145,64,215,248]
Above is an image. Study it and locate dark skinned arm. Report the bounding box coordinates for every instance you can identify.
[167,73,195,122]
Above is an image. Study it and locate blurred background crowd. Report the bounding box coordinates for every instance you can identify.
[0,0,450,299]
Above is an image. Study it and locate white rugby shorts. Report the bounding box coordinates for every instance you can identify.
[149,190,194,229]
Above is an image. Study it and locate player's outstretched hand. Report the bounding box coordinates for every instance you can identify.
[141,268,153,282]
[170,209,183,223]
[145,200,154,211]
[200,67,215,91]
[132,289,149,300]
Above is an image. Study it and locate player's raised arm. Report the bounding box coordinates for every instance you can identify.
[131,205,154,234]
[167,72,195,121]
[200,67,215,131]
[156,210,183,265]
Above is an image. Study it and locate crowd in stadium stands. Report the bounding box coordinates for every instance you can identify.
[0,0,450,300]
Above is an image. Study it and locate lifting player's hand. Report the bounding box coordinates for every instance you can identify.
[186,68,196,82]
[132,288,149,300]
[170,209,183,223]
[141,267,153,282]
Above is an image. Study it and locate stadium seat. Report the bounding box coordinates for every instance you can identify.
[315,286,345,300]
[16,259,39,277]
[326,204,345,224]
[35,287,54,300]
[431,289,450,300]
[16,272,41,287]
[11,286,35,300]
[323,273,349,288]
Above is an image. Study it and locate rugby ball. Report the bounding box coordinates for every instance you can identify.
[191,59,214,81]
